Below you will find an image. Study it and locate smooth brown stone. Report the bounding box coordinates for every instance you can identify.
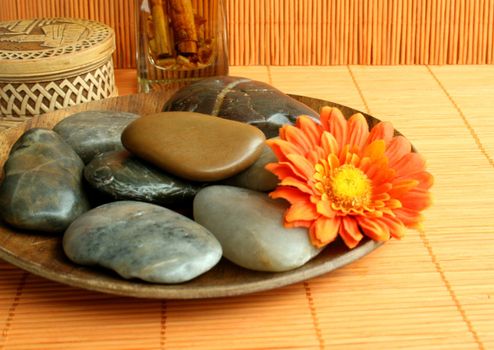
[121,112,266,181]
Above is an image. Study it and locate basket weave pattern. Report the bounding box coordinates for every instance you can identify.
[0,59,115,120]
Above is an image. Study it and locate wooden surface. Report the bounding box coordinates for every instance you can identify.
[2,0,494,66]
[0,92,382,299]
[1,65,494,349]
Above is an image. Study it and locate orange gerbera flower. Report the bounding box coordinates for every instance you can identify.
[265,107,433,249]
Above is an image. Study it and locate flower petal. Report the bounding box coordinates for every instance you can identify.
[413,171,434,190]
[379,215,406,239]
[368,162,395,185]
[309,216,341,247]
[320,107,348,150]
[269,186,309,204]
[388,179,420,198]
[393,152,426,178]
[363,140,386,161]
[340,216,364,248]
[285,201,319,222]
[283,125,313,154]
[366,121,394,145]
[347,113,369,150]
[358,156,372,174]
[279,177,314,194]
[316,199,336,218]
[357,216,391,241]
[265,163,300,180]
[284,220,313,229]
[296,115,323,146]
[386,136,412,166]
[393,207,423,229]
[399,188,432,211]
[385,198,402,209]
[372,182,393,196]
[306,147,326,165]
[286,153,316,180]
[266,138,304,162]
[320,131,339,156]
[340,146,361,167]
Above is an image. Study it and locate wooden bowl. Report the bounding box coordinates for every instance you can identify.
[0,91,382,299]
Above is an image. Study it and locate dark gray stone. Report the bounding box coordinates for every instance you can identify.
[53,110,139,163]
[162,76,319,138]
[222,142,279,192]
[84,151,202,207]
[193,186,322,272]
[63,201,222,283]
[0,128,89,233]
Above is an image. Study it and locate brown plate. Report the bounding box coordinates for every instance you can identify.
[0,91,382,299]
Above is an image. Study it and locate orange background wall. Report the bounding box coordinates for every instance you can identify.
[2,0,494,67]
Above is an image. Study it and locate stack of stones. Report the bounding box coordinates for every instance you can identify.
[0,77,324,284]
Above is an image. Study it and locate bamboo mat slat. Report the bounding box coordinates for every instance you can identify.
[428,65,494,160]
[1,65,494,349]
[228,66,270,84]
[2,0,494,66]
[5,275,162,350]
[0,261,25,319]
[164,285,319,349]
[268,66,367,112]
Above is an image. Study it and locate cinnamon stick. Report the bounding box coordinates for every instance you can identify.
[150,0,173,58]
[168,0,198,55]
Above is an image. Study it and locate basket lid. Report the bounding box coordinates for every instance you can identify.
[0,18,115,79]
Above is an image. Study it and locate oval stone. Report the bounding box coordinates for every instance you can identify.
[0,128,89,233]
[221,142,279,192]
[53,110,139,163]
[84,151,202,206]
[63,201,222,284]
[121,112,266,182]
[162,76,319,138]
[193,186,322,272]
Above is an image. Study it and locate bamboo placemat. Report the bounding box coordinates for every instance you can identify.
[1,65,494,349]
[2,0,494,67]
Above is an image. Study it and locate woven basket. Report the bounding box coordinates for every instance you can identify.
[0,18,117,129]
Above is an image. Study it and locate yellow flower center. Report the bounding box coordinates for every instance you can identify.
[329,164,372,210]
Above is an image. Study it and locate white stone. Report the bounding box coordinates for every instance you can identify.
[193,186,321,272]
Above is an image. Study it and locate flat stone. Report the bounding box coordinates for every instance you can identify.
[121,112,266,182]
[53,110,139,163]
[222,142,279,192]
[63,201,222,284]
[0,128,89,233]
[84,151,202,206]
[162,76,319,138]
[193,186,321,272]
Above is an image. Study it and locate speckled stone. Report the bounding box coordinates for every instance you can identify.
[222,142,279,192]
[0,128,89,233]
[193,186,322,272]
[63,201,222,284]
[121,111,266,182]
[162,76,319,138]
[53,110,139,163]
[84,151,201,206]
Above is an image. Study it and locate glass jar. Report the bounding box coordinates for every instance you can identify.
[135,0,229,92]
